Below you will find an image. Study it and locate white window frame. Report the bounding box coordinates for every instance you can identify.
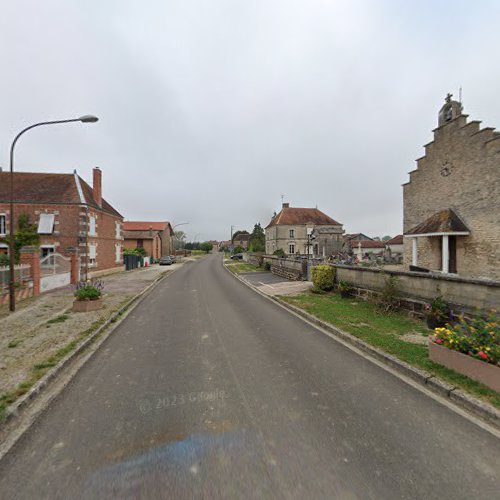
[0,214,6,236]
[89,215,96,236]
[89,244,97,266]
[289,243,295,254]
[289,229,294,238]
[115,221,121,239]
[40,245,55,258]
[37,213,55,235]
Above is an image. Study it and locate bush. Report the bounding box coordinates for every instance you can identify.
[337,280,353,297]
[74,280,104,301]
[273,248,285,258]
[0,254,9,267]
[264,262,271,271]
[377,273,399,312]
[232,246,244,254]
[311,265,335,291]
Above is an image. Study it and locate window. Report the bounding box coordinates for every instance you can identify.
[40,245,55,258]
[115,244,122,263]
[89,215,96,236]
[37,214,55,234]
[89,244,97,265]
[289,244,295,254]
[137,239,144,248]
[115,221,121,239]
[289,229,294,238]
[0,214,6,235]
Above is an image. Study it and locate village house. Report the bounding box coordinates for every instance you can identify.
[233,233,250,250]
[385,235,404,256]
[265,203,343,256]
[123,227,162,260]
[0,167,124,277]
[122,221,174,258]
[350,239,385,260]
[403,95,500,280]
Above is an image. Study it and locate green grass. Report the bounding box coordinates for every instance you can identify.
[46,314,69,325]
[7,339,23,348]
[225,262,267,274]
[281,292,500,409]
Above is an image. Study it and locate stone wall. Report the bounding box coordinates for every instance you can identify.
[262,256,306,281]
[335,264,499,315]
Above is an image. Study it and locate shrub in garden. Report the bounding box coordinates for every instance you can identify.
[264,262,271,271]
[273,248,285,258]
[74,280,104,301]
[432,312,499,366]
[311,265,335,291]
[377,273,399,312]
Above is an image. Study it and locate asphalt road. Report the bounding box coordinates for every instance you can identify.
[0,254,499,499]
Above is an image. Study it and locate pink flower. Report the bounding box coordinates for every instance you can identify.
[435,338,442,344]
[478,351,488,361]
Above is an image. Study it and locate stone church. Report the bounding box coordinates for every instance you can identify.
[403,95,500,280]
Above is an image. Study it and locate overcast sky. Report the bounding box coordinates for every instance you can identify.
[1,1,499,241]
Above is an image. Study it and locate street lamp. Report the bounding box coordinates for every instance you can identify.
[8,115,99,312]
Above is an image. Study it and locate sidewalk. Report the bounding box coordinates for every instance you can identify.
[0,264,179,416]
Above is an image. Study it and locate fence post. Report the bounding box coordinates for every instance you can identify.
[20,246,40,296]
[67,247,80,284]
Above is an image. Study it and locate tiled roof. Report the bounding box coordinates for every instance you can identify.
[234,234,250,241]
[405,209,470,235]
[385,234,403,245]
[0,171,122,218]
[123,221,170,231]
[123,230,158,240]
[266,207,341,228]
[350,239,385,248]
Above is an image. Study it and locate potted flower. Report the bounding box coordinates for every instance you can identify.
[424,296,450,330]
[429,312,499,392]
[337,280,353,299]
[73,280,104,313]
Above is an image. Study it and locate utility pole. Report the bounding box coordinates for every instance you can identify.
[230,225,235,242]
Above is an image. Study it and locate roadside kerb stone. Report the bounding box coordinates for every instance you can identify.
[1,268,172,428]
[224,262,500,430]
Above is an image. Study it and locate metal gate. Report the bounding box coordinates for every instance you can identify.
[40,253,72,292]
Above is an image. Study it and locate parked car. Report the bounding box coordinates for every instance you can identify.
[159,256,173,266]
[230,253,244,260]
[169,255,177,263]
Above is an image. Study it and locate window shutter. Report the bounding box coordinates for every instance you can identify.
[37,214,55,234]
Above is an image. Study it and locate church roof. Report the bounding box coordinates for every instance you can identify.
[405,209,470,236]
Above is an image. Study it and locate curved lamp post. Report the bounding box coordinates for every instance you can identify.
[8,115,99,312]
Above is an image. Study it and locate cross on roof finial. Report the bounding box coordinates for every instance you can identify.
[446,93,453,103]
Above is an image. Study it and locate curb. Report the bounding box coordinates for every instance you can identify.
[224,263,500,430]
[1,268,172,429]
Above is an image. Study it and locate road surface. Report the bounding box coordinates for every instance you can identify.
[0,254,499,499]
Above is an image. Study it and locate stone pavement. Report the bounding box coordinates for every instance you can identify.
[240,271,312,296]
[0,263,181,399]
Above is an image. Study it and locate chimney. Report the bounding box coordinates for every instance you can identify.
[93,167,102,207]
[282,202,289,209]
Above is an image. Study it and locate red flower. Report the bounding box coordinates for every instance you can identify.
[435,338,442,344]
[478,351,488,361]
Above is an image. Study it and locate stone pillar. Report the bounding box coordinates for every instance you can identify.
[412,238,418,267]
[442,235,449,273]
[20,246,40,296]
[67,247,80,284]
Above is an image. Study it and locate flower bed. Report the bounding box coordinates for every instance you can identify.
[73,280,104,313]
[429,313,499,392]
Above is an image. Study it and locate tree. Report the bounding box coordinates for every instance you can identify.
[5,214,40,263]
[248,223,265,252]
[174,230,187,250]
[232,245,244,254]
[382,235,392,242]
[199,242,212,253]
[231,230,248,243]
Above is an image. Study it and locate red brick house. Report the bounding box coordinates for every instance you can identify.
[123,221,174,257]
[0,167,124,277]
[123,227,163,260]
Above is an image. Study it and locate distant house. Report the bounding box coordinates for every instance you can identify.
[403,95,500,279]
[123,227,162,260]
[345,233,373,242]
[385,235,404,255]
[265,202,343,256]
[233,233,250,250]
[0,167,123,276]
[123,221,174,257]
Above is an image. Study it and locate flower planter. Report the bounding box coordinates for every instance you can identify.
[429,341,500,392]
[72,297,103,313]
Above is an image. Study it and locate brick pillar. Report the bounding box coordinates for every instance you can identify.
[67,247,80,284]
[20,246,40,296]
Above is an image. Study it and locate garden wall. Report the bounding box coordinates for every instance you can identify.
[250,254,306,281]
[334,265,499,316]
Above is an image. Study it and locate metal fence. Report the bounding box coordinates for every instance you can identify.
[0,264,31,293]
